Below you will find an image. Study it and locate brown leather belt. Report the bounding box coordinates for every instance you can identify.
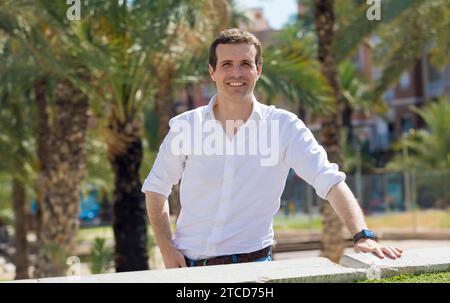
[185,246,271,267]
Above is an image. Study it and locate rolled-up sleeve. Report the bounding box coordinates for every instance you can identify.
[283,116,346,200]
[141,118,186,197]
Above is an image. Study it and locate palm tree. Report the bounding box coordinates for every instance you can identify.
[4,0,238,272]
[94,0,235,271]
[300,0,418,125]
[1,1,91,276]
[36,79,89,277]
[387,98,450,210]
[314,0,345,263]
[387,98,450,171]
[338,61,372,144]
[303,0,431,262]
[0,37,37,279]
[0,116,30,281]
[326,0,450,101]
[332,0,423,64]
[370,0,450,98]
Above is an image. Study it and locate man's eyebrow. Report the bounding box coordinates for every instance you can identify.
[219,59,254,64]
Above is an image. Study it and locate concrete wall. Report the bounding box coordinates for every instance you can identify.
[8,246,450,283]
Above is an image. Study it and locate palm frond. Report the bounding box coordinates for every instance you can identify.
[334,0,422,63]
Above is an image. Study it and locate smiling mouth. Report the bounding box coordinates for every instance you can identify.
[226,81,246,87]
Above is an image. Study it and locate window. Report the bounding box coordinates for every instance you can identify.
[427,61,443,83]
[401,114,413,134]
[399,72,411,89]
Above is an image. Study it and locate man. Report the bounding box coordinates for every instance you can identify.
[142,28,402,268]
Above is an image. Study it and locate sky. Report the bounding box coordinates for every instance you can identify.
[236,0,298,30]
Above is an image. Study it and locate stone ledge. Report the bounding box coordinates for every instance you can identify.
[12,257,366,283]
[9,246,450,283]
[341,246,450,279]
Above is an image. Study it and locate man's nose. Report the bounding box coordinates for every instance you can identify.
[229,64,243,77]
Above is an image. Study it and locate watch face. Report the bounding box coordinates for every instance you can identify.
[363,230,375,237]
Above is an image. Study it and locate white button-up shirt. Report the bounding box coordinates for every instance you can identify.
[141,94,345,259]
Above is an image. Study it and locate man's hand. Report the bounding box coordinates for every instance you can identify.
[354,238,403,259]
[160,245,188,269]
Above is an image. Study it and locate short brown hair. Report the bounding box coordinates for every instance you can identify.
[209,28,263,71]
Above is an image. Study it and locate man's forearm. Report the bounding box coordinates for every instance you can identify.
[145,191,175,251]
[325,181,368,235]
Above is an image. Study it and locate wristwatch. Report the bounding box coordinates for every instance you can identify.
[353,229,377,243]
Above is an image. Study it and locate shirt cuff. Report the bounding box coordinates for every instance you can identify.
[141,175,172,197]
[313,164,346,199]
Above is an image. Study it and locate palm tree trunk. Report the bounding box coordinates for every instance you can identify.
[342,104,353,144]
[108,118,149,272]
[186,83,195,110]
[298,103,306,121]
[155,63,181,218]
[154,61,175,141]
[314,0,345,263]
[33,78,50,243]
[34,79,89,277]
[12,178,29,280]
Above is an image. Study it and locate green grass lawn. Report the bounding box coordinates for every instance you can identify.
[77,225,114,241]
[357,271,450,283]
[273,214,322,230]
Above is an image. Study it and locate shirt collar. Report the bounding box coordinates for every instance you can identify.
[204,94,263,121]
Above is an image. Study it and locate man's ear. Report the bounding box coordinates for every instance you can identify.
[209,64,216,82]
[256,64,263,80]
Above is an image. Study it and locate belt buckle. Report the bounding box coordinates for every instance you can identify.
[202,257,213,266]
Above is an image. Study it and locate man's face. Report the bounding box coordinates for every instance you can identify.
[209,43,262,100]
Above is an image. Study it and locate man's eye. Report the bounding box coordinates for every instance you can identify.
[222,63,231,67]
